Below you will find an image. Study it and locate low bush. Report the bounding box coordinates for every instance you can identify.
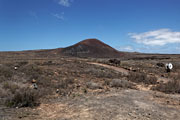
[36,75,52,87]
[0,65,13,78]
[127,72,157,85]
[110,79,134,88]
[146,76,158,84]
[83,66,122,79]
[172,62,180,71]
[151,79,180,94]
[3,81,20,94]
[57,78,75,96]
[20,64,43,80]
[86,82,102,90]
[17,61,29,67]
[5,88,39,108]
[0,76,6,83]
[0,87,9,99]
[156,63,164,67]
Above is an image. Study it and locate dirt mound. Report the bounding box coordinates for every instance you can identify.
[60,39,124,58]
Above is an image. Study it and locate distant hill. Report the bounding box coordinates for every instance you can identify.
[59,39,124,58]
[0,38,125,58]
[0,38,180,59]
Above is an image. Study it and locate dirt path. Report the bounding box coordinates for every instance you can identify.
[87,62,173,92]
[88,62,129,75]
[88,62,171,84]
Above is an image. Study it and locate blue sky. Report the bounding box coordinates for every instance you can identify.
[0,0,180,53]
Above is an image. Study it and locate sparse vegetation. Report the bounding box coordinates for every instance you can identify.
[2,81,20,94]
[57,78,75,96]
[0,50,180,120]
[151,79,180,94]
[19,64,43,80]
[0,65,13,78]
[110,79,134,88]
[151,72,180,94]
[5,88,39,108]
[86,82,102,89]
[127,72,157,85]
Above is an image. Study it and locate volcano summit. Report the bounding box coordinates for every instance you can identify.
[60,39,123,58]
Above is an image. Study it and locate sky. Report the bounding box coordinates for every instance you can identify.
[0,0,180,53]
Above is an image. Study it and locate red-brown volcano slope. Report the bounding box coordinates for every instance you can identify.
[59,39,124,58]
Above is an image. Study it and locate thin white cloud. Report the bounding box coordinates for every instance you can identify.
[129,29,180,46]
[118,46,134,52]
[58,0,73,7]
[52,12,64,20]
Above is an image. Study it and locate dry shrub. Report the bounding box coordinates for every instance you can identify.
[42,61,56,66]
[104,79,111,86]
[0,87,9,98]
[173,62,180,71]
[0,65,13,78]
[20,64,43,80]
[5,88,39,108]
[57,78,75,96]
[152,72,180,93]
[128,72,157,85]
[110,79,134,88]
[84,66,122,79]
[36,75,52,87]
[0,76,6,83]
[2,81,20,94]
[151,79,180,94]
[86,82,102,90]
[147,76,158,84]
[156,63,164,67]
[16,61,28,67]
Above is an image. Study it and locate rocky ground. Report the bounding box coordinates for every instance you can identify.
[36,89,180,120]
[0,56,180,120]
[1,88,180,120]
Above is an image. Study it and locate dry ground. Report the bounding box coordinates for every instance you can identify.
[0,55,180,120]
